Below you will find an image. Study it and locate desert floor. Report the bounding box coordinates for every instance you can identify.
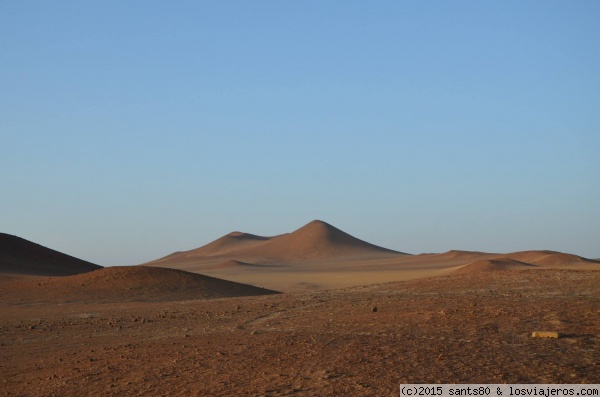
[2,269,599,396]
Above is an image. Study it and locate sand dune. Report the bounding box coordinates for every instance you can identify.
[242,220,404,260]
[182,232,272,257]
[502,251,595,266]
[455,258,536,274]
[142,222,599,292]
[0,233,101,276]
[150,220,404,266]
[2,227,599,395]
[454,251,599,275]
[0,266,279,304]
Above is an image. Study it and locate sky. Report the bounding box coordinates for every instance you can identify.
[2,1,599,266]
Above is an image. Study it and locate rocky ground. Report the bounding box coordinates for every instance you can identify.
[1,269,599,396]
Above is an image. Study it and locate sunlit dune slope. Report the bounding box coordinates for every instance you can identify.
[243,220,404,260]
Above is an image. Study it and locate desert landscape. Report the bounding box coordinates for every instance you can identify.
[1,222,599,396]
[4,2,599,396]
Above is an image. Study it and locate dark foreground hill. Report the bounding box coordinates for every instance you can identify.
[0,233,101,276]
[0,266,280,304]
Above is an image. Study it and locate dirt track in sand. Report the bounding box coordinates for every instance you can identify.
[2,269,599,396]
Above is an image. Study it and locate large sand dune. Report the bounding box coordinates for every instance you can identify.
[143,221,599,292]
[0,233,101,276]
[149,220,404,265]
[248,220,403,260]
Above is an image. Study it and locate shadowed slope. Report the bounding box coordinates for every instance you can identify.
[207,260,282,270]
[0,266,280,304]
[0,233,101,276]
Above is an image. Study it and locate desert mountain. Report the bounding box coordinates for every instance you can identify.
[146,220,405,269]
[0,233,101,276]
[244,220,403,260]
[143,221,599,292]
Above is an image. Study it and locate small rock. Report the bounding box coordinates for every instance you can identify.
[371,306,378,313]
[532,331,560,338]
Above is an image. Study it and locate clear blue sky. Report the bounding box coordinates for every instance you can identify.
[2,1,599,265]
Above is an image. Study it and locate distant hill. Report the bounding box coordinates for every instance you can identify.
[0,233,101,276]
[455,251,599,275]
[500,250,598,266]
[240,220,403,260]
[145,220,405,269]
[456,258,536,274]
